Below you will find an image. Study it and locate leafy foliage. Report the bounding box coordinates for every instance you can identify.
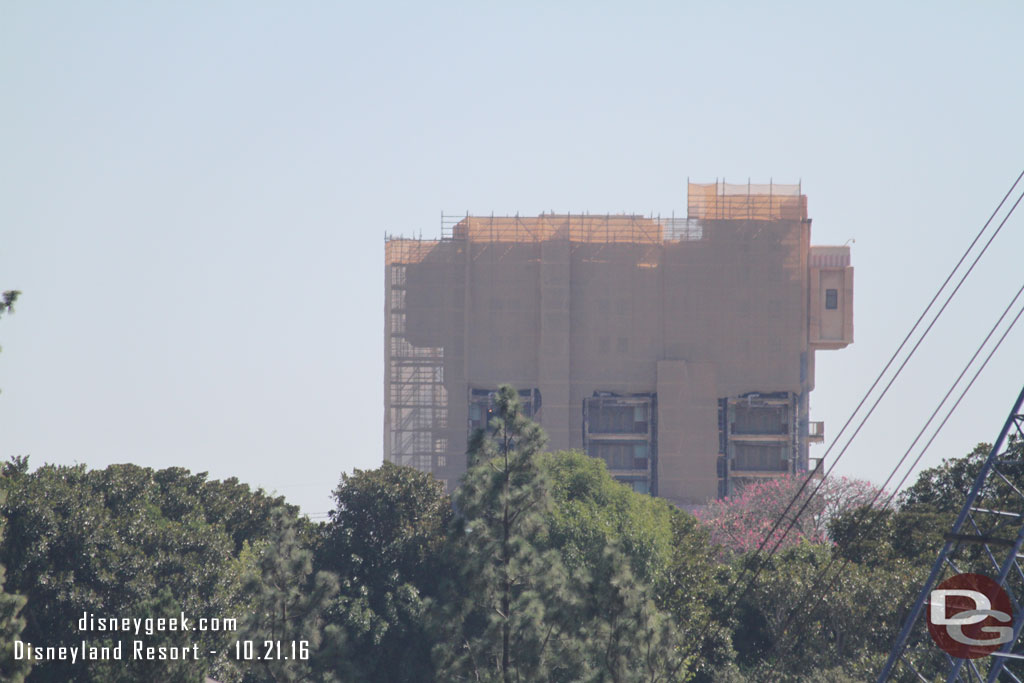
[728,543,919,681]
[0,559,29,682]
[316,462,451,682]
[239,508,339,683]
[900,439,1024,512]
[432,387,693,682]
[541,449,708,680]
[431,385,579,681]
[0,291,29,682]
[0,460,295,682]
[539,449,679,584]
[2,376,1015,682]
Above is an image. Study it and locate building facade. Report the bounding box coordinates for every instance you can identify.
[384,182,853,506]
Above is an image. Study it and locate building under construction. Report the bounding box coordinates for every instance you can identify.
[384,181,853,506]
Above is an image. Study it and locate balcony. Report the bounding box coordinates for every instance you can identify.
[808,421,825,443]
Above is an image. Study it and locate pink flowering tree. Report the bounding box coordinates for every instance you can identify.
[696,474,882,554]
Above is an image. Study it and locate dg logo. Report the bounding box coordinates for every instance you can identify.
[928,573,1015,659]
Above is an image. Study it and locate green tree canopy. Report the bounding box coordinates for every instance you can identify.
[239,507,339,683]
[316,462,451,682]
[0,459,298,683]
[431,385,574,681]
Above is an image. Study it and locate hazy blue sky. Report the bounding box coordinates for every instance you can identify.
[2,1,1022,515]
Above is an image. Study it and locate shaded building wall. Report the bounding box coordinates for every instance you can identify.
[385,214,850,506]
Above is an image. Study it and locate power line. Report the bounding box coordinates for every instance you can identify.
[755,181,1024,582]
[770,279,1024,665]
[678,169,1024,675]
[758,180,1024,564]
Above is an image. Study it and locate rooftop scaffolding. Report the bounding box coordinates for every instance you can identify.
[687,180,806,221]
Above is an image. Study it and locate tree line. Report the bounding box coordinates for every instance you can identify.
[0,384,1018,681]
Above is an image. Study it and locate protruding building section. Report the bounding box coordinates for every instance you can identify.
[384,181,854,505]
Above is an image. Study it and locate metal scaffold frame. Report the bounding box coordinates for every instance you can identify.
[879,385,1024,683]
[687,179,807,221]
[385,253,447,473]
[438,212,703,246]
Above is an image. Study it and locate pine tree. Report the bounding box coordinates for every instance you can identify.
[239,508,340,683]
[433,385,581,682]
[578,544,691,682]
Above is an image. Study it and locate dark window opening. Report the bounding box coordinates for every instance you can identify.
[733,403,789,435]
[825,288,838,310]
[587,401,649,434]
[582,393,657,496]
[733,444,787,472]
[469,388,540,434]
[587,441,648,471]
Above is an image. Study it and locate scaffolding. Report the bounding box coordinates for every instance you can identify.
[453,214,663,244]
[383,180,811,488]
[385,247,448,473]
[385,238,439,265]
[687,180,806,221]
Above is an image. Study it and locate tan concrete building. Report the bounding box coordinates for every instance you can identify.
[384,182,853,506]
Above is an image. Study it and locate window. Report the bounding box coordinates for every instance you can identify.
[733,444,787,471]
[586,398,650,434]
[733,404,788,435]
[587,441,648,470]
[825,288,838,310]
[469,388,540,434]
[582,393,657,495]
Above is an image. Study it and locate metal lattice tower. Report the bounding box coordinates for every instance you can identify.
[879,385,1024,682]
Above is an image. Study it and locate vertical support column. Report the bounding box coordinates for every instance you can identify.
[657,360,719,506]
[539,239,572,450]
[798,351,809,472]
[383,261,393,464]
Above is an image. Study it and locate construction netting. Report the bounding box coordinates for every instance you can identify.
[385,239,440,265]
[386,181,807,264]
[451,214,665,245]
[687,181,806,221]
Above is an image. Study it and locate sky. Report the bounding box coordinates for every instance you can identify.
[1,1,1022,516]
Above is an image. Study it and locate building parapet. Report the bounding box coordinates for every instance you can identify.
[809,246,851,268]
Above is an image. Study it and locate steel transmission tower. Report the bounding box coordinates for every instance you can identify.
[878,385,1024,682]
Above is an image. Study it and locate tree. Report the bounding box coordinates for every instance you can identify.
[900,439,1024,513]
[316,462,451,682]
[0,295,29,683]
[0,460,294,682]
[660,513,735,683]
[541,449,705,681]
[0,290,18,320]
[539,449,680,586]
[728,543,916,681]
[829,440,1024,574]
[239,507,339,683]
[0,563,28,683]
[432,385,580,682]
[433,389,693,682]
[697,474,881,554]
